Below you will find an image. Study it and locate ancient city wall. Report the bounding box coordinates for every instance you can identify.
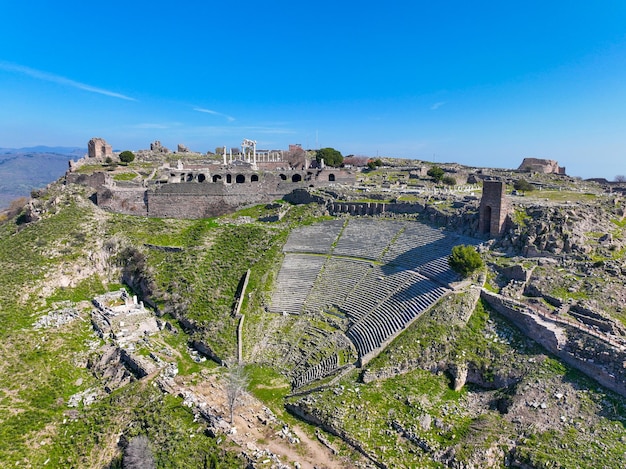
[97,186,148,216]
[147,180,310,218]
[481,290,626,397]
[66,172,108,190]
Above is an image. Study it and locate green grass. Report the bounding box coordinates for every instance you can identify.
[550,286,589,301]
[524,190,598,203]
[511,207,531,227]
[112,172,138,181]
[246,364,291,408]
[47,383,244,468]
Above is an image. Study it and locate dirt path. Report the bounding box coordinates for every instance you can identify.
[185,375,351,468]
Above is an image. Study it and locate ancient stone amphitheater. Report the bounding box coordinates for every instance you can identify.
[269,218,480,389]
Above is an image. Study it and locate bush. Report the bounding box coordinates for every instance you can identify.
[513,179,534,193]
[442,175,457,186]
[427,166,444,182]
[449,245,483,277]
[119,151,135,164]
[367,159,382,170]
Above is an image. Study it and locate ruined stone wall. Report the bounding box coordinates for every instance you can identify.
[481,290,626,397]
[518,158,563,174]
[70,166,356,219]
[87,137,113,159]
[480,290,563,353]
[97,186,148,216]
[148,180,307,218]
[328,202,427,217]
[66,171,108,190]
[256,162,287,170]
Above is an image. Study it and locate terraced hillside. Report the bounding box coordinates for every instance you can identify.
[269,219,480,383]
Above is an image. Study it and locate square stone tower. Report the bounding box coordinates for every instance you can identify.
[479,181,509,237]
[87,137,113,159]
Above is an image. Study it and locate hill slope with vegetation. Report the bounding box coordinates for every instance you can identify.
[1,167,626,468]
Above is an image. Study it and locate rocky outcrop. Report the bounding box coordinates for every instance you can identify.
[500,202,626,257]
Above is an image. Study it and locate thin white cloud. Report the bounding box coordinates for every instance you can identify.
[430,101,446,110]
[0,60,136,101]
[193,107,236,122]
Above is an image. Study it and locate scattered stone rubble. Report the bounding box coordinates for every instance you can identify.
[33,303,80,329]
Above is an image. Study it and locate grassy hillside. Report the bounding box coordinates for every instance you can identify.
[1,179,626,468]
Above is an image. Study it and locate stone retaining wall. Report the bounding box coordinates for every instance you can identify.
[481,290,626,397]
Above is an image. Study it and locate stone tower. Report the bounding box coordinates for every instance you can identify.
[87,137,113,159]
[479,181,509,237]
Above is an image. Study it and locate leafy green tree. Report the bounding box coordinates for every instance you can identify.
[442,175,456,186]
[119,150,136,164]
[448,245,483,277]
[367,159,383,170]
[513,179,534,193]
[315,147,343,167]
[427,165,444,182]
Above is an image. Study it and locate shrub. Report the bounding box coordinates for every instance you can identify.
[442,175,457,186]
[119,151,135,164]
[367,159,382,170]
[427,166,444,182]
[514,179,534,193]
[449,245,483,277]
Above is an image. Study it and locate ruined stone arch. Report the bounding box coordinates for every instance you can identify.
[251,174,259,182]
[212,174,222,183]
[328,173,336,182]
[226,174,232,184]
[291,174,302,183]
[236,174,246,183]
[186,173,193,182]
[198,173,206,183]
[279,174,287,181]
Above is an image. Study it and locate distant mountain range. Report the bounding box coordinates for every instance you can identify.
[0,146,85,210]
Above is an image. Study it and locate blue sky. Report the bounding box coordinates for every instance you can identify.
[1,1,626,179]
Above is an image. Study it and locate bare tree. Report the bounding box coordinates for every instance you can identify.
[286,146,307,169]
[225,364,249,424]
[123,435,156,469]
[615,175,626,182]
